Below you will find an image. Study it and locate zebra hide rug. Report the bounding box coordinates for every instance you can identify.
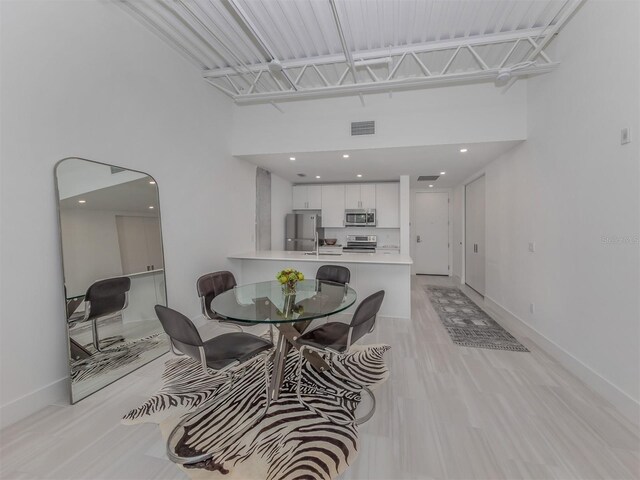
[123,344,391,480]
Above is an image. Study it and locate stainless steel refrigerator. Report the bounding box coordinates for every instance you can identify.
[285,213,324,251]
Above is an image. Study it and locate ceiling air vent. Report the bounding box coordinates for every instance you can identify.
[351,121,375,136]
[418,175,440,181]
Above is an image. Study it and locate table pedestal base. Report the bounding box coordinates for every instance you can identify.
[269,322,329,400]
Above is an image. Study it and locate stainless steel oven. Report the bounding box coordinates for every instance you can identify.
[344,209,376,226]
[343,235,377,253]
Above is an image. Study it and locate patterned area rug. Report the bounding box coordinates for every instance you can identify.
[123,344,391,480]
[71,333,168,382]
[425,286,528,352]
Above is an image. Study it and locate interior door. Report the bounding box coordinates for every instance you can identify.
[414,192,449,275]
[465,175,486,295]
[143,217,163,270]
[116,215,150,274]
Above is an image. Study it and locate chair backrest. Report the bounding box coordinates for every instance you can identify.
[84,277,131,320]
[196,271,237,319]
[154,305,204,360]
[316,265,351,285]
[350,290,385,344]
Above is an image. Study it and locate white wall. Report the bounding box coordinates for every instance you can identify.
[270,173,292,250]
[0,0,256,427]
[232,83,527,156]
[453,0,640,422]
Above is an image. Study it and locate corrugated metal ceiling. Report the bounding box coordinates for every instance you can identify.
[120,0,582,103]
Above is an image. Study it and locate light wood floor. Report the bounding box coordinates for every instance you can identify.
[1,275,638,479]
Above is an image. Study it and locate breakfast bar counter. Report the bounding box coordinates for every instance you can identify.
[229,250,412,319]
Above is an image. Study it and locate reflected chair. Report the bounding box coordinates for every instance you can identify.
[316,265,351,323]
[197,271,273,343]
[155,305,273,465]
[294,290,385,425]
[316,265,351,285]
[83,277,131,352]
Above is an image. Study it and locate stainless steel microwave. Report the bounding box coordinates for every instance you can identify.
[344,209,376,226]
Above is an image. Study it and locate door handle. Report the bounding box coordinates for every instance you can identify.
[417,235,421,243]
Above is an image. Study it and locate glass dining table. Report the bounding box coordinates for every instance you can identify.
[210,279,357,400]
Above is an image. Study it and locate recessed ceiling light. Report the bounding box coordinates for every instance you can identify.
[315,175,321,179]
[289,157,296,161]
[460,148,468,153]
[440,171,446,175]
[149,180,156,184]
[343,154,349,158]
[428,185,434,188]
[357,174,363,178]
[149,206,154,209]
[78,200,86,204]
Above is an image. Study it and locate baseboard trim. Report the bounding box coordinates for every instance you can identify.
[484,296,640,427]
[0,376,69,429]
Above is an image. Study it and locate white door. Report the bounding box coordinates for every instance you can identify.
[360,184,376,209]
[143,217,163,270]
[321,184,345,227]
[116,215,150,274]
[465,175,486,295]
[345,185,360,209]
[414,192,449,275]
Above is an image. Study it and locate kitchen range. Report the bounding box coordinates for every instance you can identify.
[343,235,377,253]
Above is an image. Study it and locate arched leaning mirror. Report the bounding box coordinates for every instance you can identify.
[55,158,169,402]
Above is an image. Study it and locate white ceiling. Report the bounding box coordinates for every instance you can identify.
[237,140,522,188]
[60,178,161,215]
[120,0,584,103]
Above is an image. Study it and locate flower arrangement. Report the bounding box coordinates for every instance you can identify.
[276,268,304,294]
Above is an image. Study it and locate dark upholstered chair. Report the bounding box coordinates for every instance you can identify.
[316,265,351,285]
[154,305,273,465]
[295,290,385,425]
[83,277,131,352]
[197,271,273,342]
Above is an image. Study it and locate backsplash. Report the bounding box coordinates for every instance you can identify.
[323,228,400,247]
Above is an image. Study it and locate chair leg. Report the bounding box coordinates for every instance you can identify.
[165,354,272,465]
[296,347,376,426]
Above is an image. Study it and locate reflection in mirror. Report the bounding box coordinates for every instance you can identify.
[55,158,168,402]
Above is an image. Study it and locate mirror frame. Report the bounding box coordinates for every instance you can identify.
[54,157,168,403]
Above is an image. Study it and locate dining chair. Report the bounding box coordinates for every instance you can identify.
[294,290,385,425]
[83,277,131,352]
[197,271,273,343]
[154,305,274,465]
[316,265,351,285]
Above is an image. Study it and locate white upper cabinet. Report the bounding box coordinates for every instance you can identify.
[292,185,307,209]
[307,185,322,209]
[292,185,322,210]
[345,184,361,209]
[360,184,376,209]
[345,184,376,209]
[321,184,345,227]
[375,183,400,228]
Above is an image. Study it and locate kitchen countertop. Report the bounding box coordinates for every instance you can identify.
[229,250,413,265]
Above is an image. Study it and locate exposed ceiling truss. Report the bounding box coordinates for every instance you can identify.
[119,0,585,106]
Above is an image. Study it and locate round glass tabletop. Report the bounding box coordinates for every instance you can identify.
[210,279,357,324]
